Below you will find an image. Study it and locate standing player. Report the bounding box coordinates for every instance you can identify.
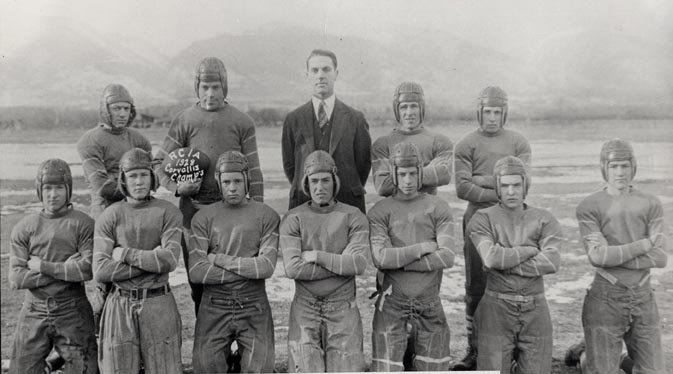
[77,84,152,219]
[574,139,667,374]
[367,142,455,371]
[154,56,264,315]
[467,156,562,373]
[452,86,531,370]
[280,150,369,372]
[371,82,452,197]
[188,151,280,373]
[282,49,371,213]
[94,148,183,374]
[9,159,97,374]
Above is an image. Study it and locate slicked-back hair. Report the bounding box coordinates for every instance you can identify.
[306,49,338,70]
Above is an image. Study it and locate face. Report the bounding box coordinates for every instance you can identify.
[219,172,247,205]
[398,102,422,131]
[606,160,633,192]
[108,102,132,128]
[124,169,152,200]
[499,174,525,210]
[307,55,338,99]
[481,106,503,134]
[396,166,419,197]
[41,183,68,213]
[198,81,225,111]
[308,172,334,205]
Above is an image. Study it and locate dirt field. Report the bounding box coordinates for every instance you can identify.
[1,120,672,373]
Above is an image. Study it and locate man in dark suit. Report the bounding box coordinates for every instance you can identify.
[282,49,372,213]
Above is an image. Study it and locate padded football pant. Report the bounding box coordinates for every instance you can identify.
[475,290,553,374]
[582,274,663,374]
[371,289,451,371]
[98,288,182,374]
[287,281,365,372]
[462,205,489,348]
[192,283,275,373]
[10,289,97,374]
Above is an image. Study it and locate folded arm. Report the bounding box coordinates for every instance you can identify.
[313,213,369,276]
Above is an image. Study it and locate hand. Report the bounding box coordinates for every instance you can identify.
[90,282,111,317]
[301,251,319,263]
[65,252,83,262]
[176,179,203,197]
[207,253,217,263]
[27,256,42,271]
[112,247,125,262]
[472,175,494,188]
[584,232,608,247]
[420,242,438,256]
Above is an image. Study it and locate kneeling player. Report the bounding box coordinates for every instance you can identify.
[188,151,280,373]
[280,150,370,372]
[368,142,455,371]
[9,159,98,374]
[576,139,666,374]
[94,148,183,374]
[468,156,562,373]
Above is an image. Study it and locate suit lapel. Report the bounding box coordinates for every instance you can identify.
[329,99,347,155]
[300,101,315,153]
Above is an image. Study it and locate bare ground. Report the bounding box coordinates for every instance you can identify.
[2,122,672,372]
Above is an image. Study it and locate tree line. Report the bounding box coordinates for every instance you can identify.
[1,103,670,131]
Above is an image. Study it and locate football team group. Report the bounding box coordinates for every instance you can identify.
[7,49,667,374]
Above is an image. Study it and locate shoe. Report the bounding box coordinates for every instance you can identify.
[564,341,586,367]
[45,351,65,373]
[619,352,634,374]
[227,349,241,373]
[450,346,477,371]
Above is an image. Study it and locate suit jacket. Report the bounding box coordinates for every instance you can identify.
[282,98,372,212]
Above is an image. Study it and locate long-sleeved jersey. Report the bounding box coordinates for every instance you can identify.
[155,103,263,204]
[371,127,453,197]
[576,188,667,286]
[188,200,280,289]
[77,124,152,216]
[368,193,455,297]
[454,128,531,210]
[9,206,94,299]
[467,203,562,295]
[93,197,183,290]
[280,201,369,297]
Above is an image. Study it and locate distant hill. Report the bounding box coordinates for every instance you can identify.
[2,20,672,115]
[1,17,178,108]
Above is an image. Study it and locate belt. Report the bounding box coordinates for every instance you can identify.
[485,289,543,302]
[114,285,170,301]
[596,268,650,288]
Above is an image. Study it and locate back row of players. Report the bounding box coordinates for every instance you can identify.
[9,50,666,374]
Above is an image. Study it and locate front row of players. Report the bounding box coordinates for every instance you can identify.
[9,138,666,373]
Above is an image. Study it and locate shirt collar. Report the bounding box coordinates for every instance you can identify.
[312,95,336,121]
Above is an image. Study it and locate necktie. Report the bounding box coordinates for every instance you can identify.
[318,101,328,128]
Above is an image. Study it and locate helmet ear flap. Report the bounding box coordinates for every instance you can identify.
[417,166,423,190]
[128,104,137,126]
[333,172,341,197]
[150,170,159,192]
[302,173,310,197]
[117,170,129,196]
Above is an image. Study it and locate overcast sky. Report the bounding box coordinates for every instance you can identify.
[2,0,671,58]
